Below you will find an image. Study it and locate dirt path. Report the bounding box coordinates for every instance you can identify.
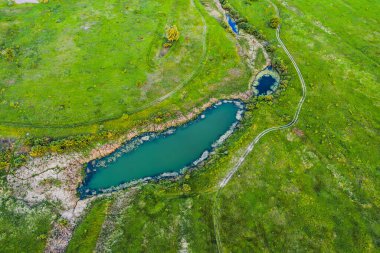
[212,1,307,251]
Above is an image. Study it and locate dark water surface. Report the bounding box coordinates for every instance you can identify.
[79,101,243,197]
[256,74,277,95]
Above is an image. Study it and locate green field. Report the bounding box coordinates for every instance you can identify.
[216,0,380,250]
[91,0,378,251]
[0,0,249,134]
[0,195,54,252]
[67,198,112,253]
[1,0,379,252]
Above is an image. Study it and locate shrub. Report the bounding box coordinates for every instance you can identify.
[165,25,180,42]
[30,145,48,157]
[265,44,276,53]
[272,57,288,74]
[269,16,281,29]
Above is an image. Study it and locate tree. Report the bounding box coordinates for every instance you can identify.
[165,25,180,42]
[269,16,281,29]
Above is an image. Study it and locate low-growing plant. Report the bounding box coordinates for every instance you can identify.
[269,16,281,28]
[165,25,180,42]
[1,48,15,61]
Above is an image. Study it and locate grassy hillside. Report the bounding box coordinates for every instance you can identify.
[0,0,249,251]
[216,0,380,251]
[0,0,249,136]
[1,0,379,251]
[91,0,379,251]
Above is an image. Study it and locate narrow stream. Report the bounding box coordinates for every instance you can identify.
[226,14,239,34]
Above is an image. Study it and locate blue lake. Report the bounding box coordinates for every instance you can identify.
[79,101,244,197]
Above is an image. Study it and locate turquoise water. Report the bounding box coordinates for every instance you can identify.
[79,101,243,197]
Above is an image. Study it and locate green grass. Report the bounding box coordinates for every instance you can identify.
[229,0,277,39]
[91,0,379,251]
[255,47,266,69]
[0,197,54,253]
[0,0,249,136]
[95,185,218,252]
[0,0,203,124]
[215,0,380,251]
[66,198,112,253]
[1,0,379,251]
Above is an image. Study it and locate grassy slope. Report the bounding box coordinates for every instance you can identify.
[67,198,111,253]
[0,0,249,251]
[217,0,380,251]
[0,197,54,253]
[96,0,379,251]
[2,0,379,251]
[0,0,249,137]
[255,47,266,69]
[108,189,217,253]
[0,0,202,124]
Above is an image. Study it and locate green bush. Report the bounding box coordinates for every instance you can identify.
[269,16,281,28]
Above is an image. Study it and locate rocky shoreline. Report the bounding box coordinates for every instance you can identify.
[79,99,245,198]
[6,92,251,253]
[7,92,252,213]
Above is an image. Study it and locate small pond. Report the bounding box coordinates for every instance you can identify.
[252,66,280,96]
[78,101,244,198]
[226,14,238,34]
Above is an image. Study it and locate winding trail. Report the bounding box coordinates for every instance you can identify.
[213,1,307,251]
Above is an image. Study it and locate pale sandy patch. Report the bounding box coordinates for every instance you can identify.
[15,0,39,4]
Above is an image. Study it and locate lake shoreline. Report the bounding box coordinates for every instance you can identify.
[5,93,250,252]
[6,92,252,215]
[78,100,246,198]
